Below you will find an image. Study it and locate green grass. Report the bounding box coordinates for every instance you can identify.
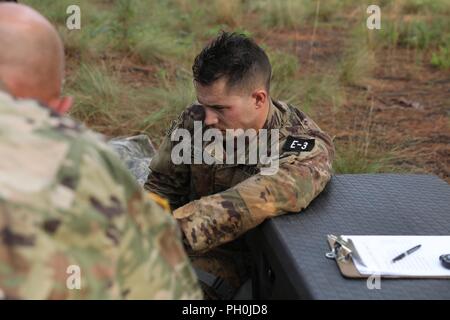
[398,20,447,49]
[265,49,302,106]
[338,25,376,86]
[22,0,112,58]
[338,45,376,87]
[367,0,450,70]
[265,49,344,113]
[254,0,351,29]
[66,63,164,137]
[333,143,395,174]
[299,75,344,113]
[66,64,122,127]
[106,1,197,65]
[400,0,450,15]
[267,47,344,113]
[268,50,299,81]
[378,16,450,51]
[209,0,244,27]
[131,27,195,65]
[139,72,196,138]
[431,43,450,69]
[22,0,84,25]
[256,0,313,29]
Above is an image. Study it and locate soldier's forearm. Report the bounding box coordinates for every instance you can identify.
[173,188,250,252]
[173,150,333,252]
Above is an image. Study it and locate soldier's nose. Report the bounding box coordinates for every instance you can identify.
[204,108,219,126]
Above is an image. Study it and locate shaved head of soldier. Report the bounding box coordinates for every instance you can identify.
[0,3,72,113]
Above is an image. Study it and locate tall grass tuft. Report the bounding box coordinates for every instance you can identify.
[339,26,376,86]
[258,0,312,29]
[333,145,392,174]
[66,64,122,126]
[431,44,450,69]
[210,0,243,27]
[139,72,196,138]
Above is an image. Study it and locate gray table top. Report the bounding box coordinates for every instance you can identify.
[258,174,450,299]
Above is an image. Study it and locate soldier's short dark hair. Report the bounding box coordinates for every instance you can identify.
[192,32,272,93]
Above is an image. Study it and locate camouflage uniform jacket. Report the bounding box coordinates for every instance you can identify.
[0,91,202,299]
[145,99,335,252]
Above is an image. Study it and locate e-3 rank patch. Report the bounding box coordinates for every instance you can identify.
[282,136,315,152]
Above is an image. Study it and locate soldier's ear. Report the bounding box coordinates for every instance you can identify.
[252,89,267,109]
[48,96,73,114]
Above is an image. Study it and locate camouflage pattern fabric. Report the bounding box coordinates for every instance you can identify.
[107,135,156,187]
[146,99,335,252]
[0,91,202,300]
[145,99,334,295]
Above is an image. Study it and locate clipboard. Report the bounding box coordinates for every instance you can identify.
[326,234,366,278]
[325,234,450,279]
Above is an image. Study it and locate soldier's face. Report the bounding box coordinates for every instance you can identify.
[195,78,265,132]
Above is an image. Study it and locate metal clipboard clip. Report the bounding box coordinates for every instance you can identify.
[325,234,366,267]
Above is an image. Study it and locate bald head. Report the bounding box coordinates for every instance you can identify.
[0,3,64,105]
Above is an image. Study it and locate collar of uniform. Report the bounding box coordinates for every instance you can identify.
[263,98,288,130]
[0,89,60,117]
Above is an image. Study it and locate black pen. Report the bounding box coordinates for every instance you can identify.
[392,244,422,263]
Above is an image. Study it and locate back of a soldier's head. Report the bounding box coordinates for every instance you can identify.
[192,32,272,95]
[0,2,71,113]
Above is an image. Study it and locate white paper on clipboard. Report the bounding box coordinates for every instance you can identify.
[341,236,450,277]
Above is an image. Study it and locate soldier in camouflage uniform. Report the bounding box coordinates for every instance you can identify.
[0,3,201,299]
[145,32,335,298]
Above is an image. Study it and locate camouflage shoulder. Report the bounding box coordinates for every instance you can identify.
[282,101,324,133]
[279,102,335,161]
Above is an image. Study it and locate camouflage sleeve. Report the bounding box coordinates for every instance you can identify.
[173,115,335,252]
[144,116,191,210]
[84,143,203,299]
